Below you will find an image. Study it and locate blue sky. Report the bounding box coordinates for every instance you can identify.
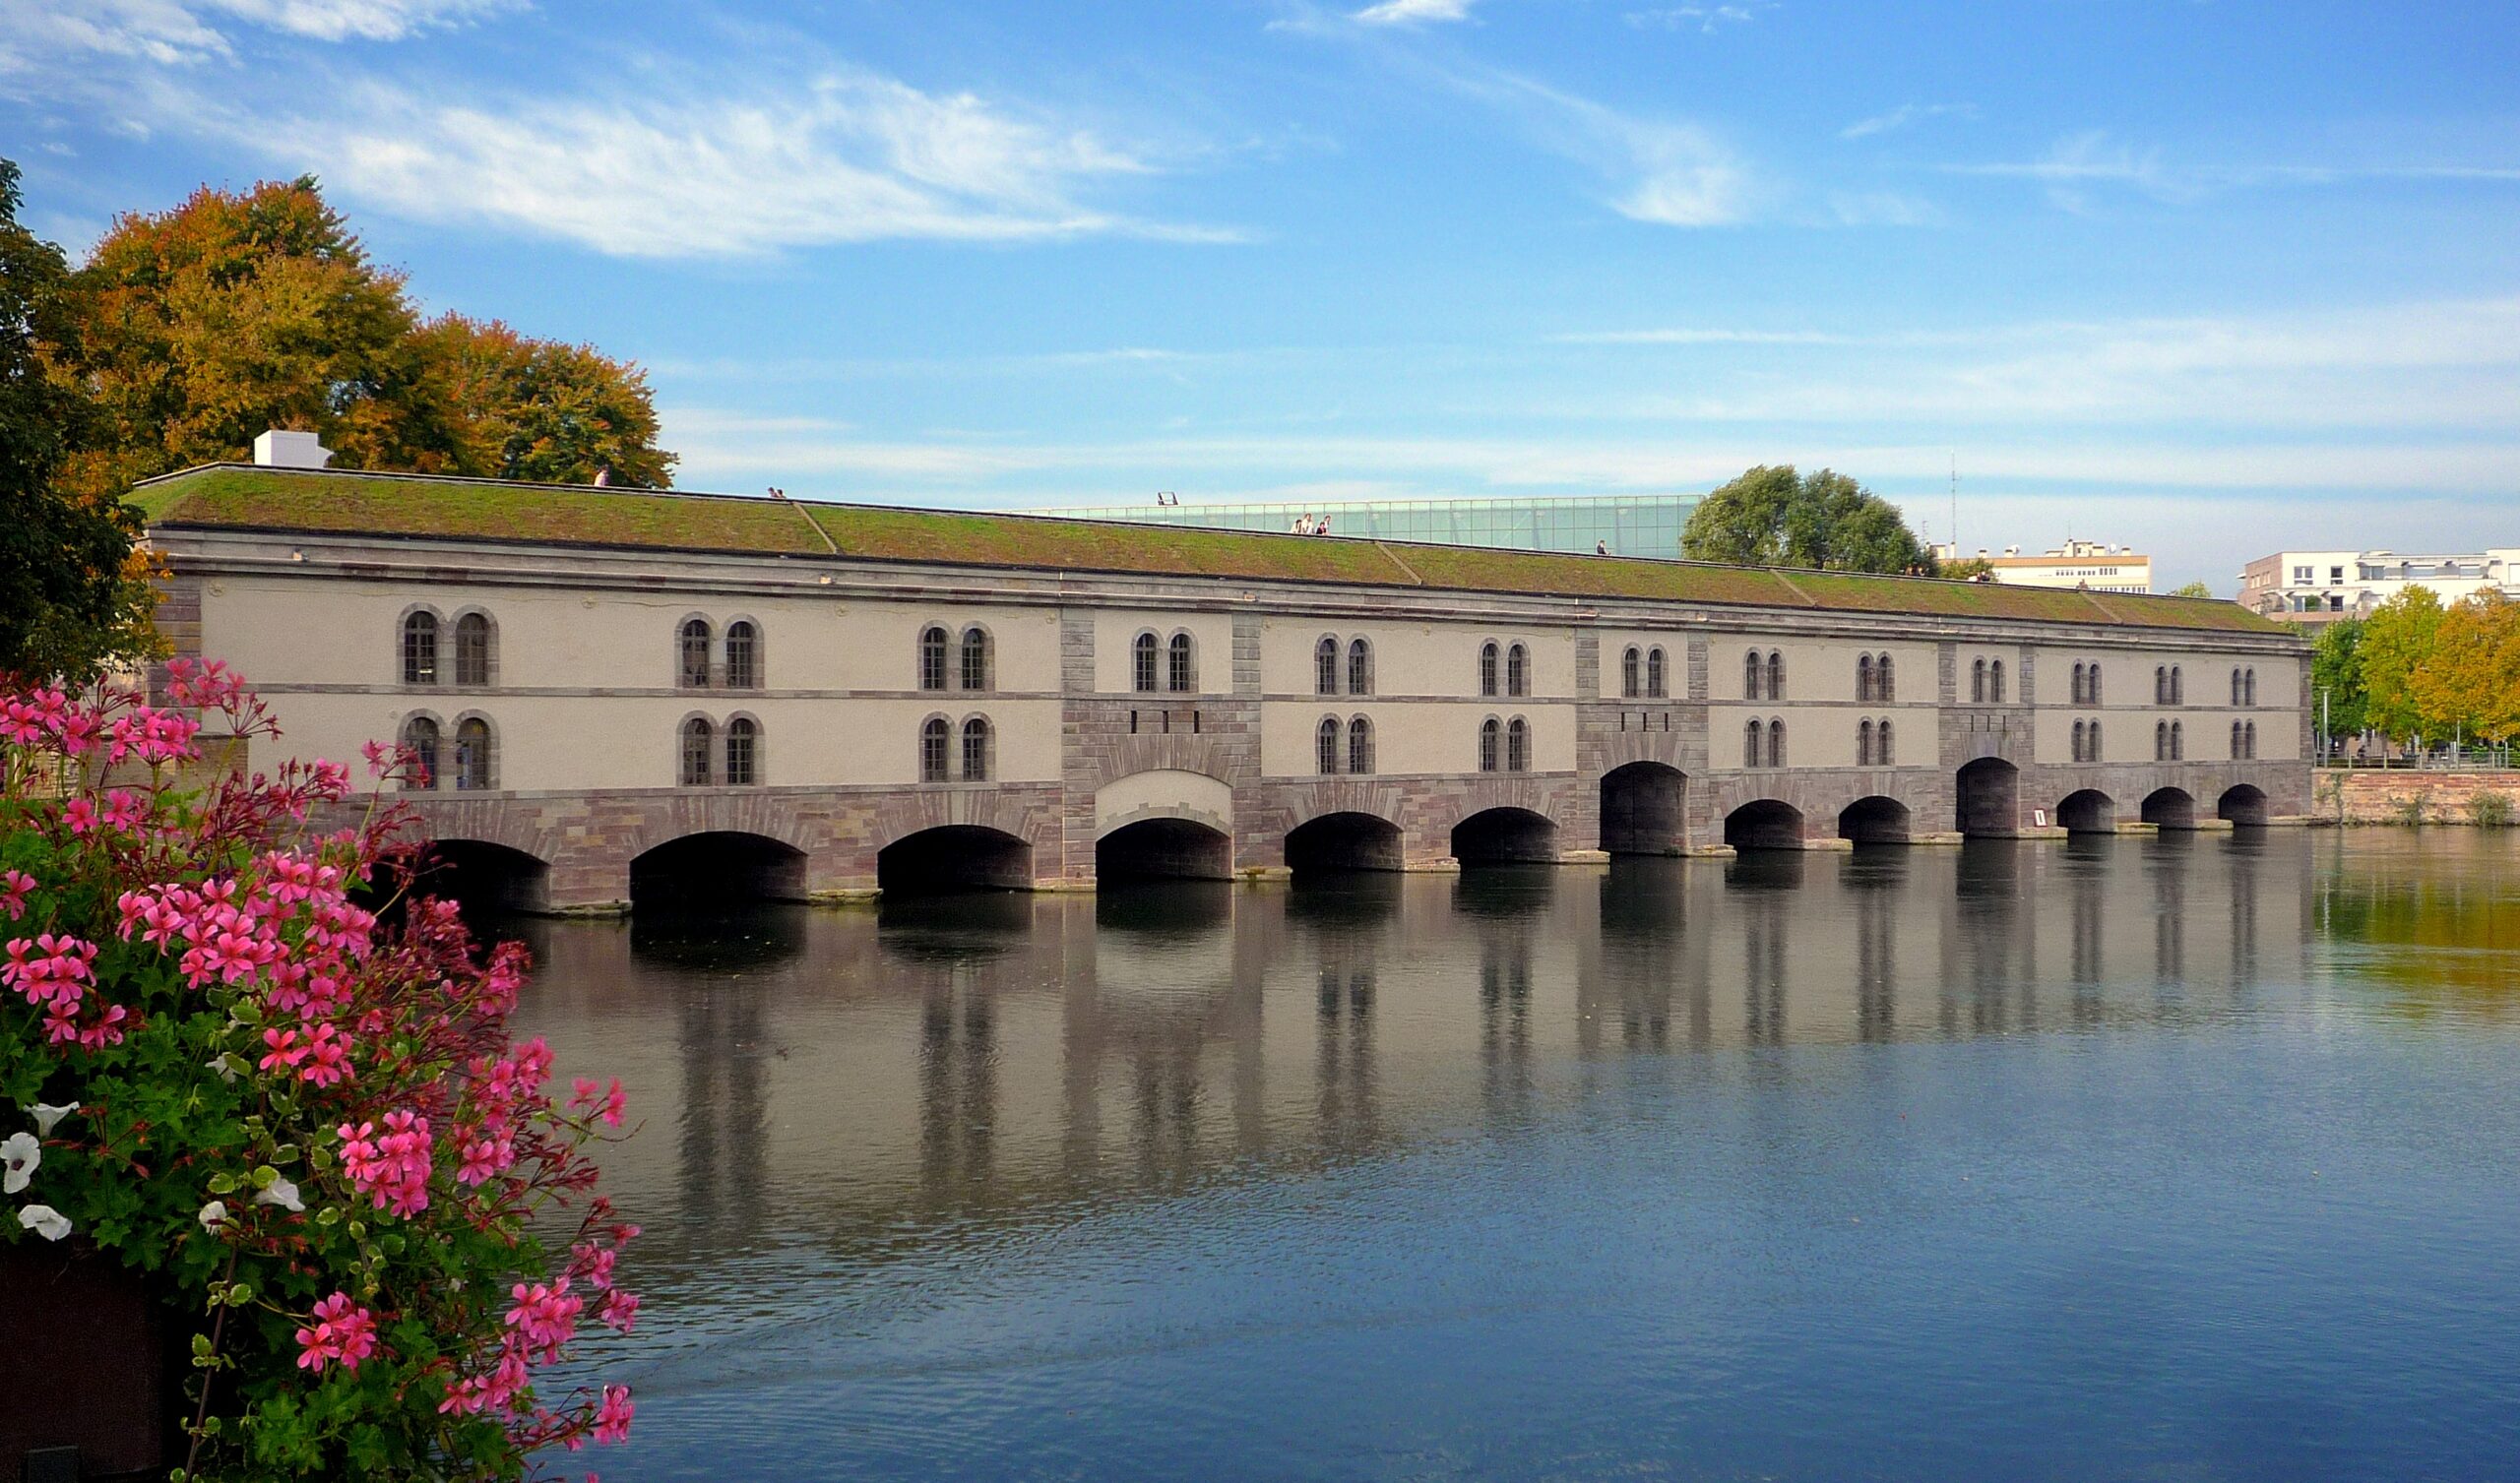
[7,0,2516,590]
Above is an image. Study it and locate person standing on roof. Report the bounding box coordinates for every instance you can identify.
[1596,539,1609,556]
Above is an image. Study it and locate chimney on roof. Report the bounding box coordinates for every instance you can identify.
[252,429,332,469]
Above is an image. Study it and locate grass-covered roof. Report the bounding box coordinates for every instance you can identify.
[133,464,2287,636]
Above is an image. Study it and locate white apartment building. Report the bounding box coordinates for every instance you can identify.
[1930,539,2153,593]
[2238,547,2520,624]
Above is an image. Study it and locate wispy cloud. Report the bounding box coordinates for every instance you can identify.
[1623,5,1766,33]
[0,0,508,68]
[1352,0,1476,24]
[1840,101,1975,141]
[1552,328,1849,345]
[1952,129,2520,211]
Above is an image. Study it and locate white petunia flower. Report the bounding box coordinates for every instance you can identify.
[199,1201,229,1231]
[17,1204,69,1241]
[253,1176,303,1214]
[0,1132,37,1195]
[30,1103,79,1137]
[206,1054,237,1083]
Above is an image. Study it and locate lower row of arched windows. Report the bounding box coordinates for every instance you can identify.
[1855,716,1896,767]
[1743,717,1787,769]
[2071,717,2105,763]
[1478,716,1532,772]
[918,715,994,782]
[398,714,496,791]
[1315,714,1375,774]
[678,715,764,787]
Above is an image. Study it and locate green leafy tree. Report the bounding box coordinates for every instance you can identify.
[2168,580,2214,599]
[1681,465,1937,575]
[2359,587,2446,743]
[414,314,675,487]
[0,158,151,682]
[2310,617,2369,739]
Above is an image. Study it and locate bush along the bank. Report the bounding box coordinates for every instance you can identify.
[0,661,638,1480]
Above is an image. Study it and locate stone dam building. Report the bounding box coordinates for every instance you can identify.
[136,464,2313,914]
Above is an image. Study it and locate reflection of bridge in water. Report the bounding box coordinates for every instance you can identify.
[488,830,2485,1293]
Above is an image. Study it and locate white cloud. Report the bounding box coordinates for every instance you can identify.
[1840,101,1976,141]
[1623,5,1765,33]
[198,69,1236,257]
[1353,0,1476,22]
[1952,130,2520,211]
[0,0,506,68]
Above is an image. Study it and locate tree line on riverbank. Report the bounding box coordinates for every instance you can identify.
[1,158,675,683]
[2312,587,2520,750]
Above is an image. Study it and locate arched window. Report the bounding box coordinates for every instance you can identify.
[960,626,991,692]
[2231,667,2244,708]
[918,626,949,692]
[1133,632,1161,693]
[1622,646,1641,699]
[1480,642,1500,697]
[726,716,759,786]
[1315,637,1339,697]
[2244,668,2257,707]
[453,716,493,791]
[679,618,712,689]
[1167,632,1195,694]
[2087,663,2101,706]
[453,612,491,687]
[2245,720,2257,758]
[1858,653,1875,703]
[1506,644,1528,699]
[724,620,760,690]
[1347,638,1373,696]
[679,716,714,786]
[1479,717,1501,773]
[399,715,440,790]
[1973,657,1988,704]
[1348,715,1374,774]
[2073,718,2088,763]
[2155,719,2170,761]
[2171,665,2184,705]
[1766,650,1785,702]
[919,716,950,781]
[1876,652,1895,704]
[1646,647,1667,699]
[2154,665,2169,705]
[1317,715,1342,774]
[1745,716,1764,768]
[2172,719,2184,760]
[2232,719,2245,759]
[2089,718,2101,759]
[1767,717,1787,770]
[1858,716,1875,766]
[1877,717,1893,766]
[402,611,439,686]
[961,716,992,781]
[1506,716,1530,772]
[1989,659,2006,704]
[2072,662,2087,707]
[1744,649,1764,701]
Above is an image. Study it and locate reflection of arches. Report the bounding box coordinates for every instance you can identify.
[2057,788,2116,834]
[1836,795,1910,845]
[877,825,1034,896]
[1601,761,1686,855]
[1451,806,1557,866]
[1956,757,2019,837]
[2142,787,2198,830]
[1724,799,1805,851]
[632,831,808,909]
[1286,811,1403,875]
[1097,818,1232,883]
[2217,783,2269,827]
[417,838,550,914]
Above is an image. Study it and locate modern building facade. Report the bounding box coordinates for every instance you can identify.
[138,463,2309,914]
[2239,546,2520,624]
[1930,539,2154,593]
[1039,494,1699,559]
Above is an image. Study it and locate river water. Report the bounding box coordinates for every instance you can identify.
[517,830,2520,1482]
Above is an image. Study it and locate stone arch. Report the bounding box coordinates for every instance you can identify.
[414,837,550,914]
[2218,783,2270,827]
[1836,794,1910,845]
[1600,761,1686,855]
[2057,788,2117,834]
[1724,798,1806,851]
[1095,769,1233,840]
[1956,757,2020,837]
[876,825,1033,896]
[632,830,809,909]
[1450,806,1557,866]
[2141,786,2198,830]
[1285,810,1403,876]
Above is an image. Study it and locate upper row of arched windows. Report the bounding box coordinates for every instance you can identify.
[678,617,763,690]
[2070,661,2106,706]
[1480,642,1531,698]
[1970,657,2009,704]
[1132,631,1198,693]
[1619,646,1668,700]
[1316,637,1374,697]
[2154,664,2184,706]
[2230,666,2258,707]
[918,626,992,693]
[1743,649,1786,702]
[1855,652,1897,703]
[400,610,495,688]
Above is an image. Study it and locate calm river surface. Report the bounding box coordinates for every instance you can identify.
[517,831,2520,1482]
